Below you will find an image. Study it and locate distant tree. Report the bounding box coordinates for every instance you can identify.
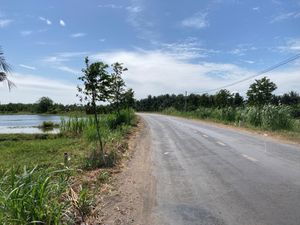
[214,89,233,107]
[77,57,111,161]
[36,97,53,113]
[233,93,244,107]
[121,88,135,109]
[0,47,14,90]
[247,77,277,106]
[110,62,127,115]
[280,91,299,105]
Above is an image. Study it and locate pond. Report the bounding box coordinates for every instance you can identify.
[0,114,65,134]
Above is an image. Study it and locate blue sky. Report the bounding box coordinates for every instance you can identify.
[0,0,300,104]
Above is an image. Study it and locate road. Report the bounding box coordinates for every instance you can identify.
[139,113,300,225]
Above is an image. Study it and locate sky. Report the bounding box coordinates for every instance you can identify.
[0,0,300,104]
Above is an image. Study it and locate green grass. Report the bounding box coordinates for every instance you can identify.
[0,136,88,169]
[0,110,137,224]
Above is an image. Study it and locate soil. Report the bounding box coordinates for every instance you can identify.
[85,117,156,225]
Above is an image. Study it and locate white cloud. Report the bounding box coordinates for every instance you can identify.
[98,4,123,9]
[19,64,36,70]
[99,38,106,42]
[271,11,300,23]
[241,60,255,64]
[158,38,219,60]
[125,1,158,40]
[0,19,13,28]
[57,66,79,75]
[0,73,77,104]
[43,52,88,64]
[277,38,300,52]
[2,50,299,104]
[39,16,52,25]
[90,50,300,99]
[20,30,33,36]
[70,33,86,38]
[181,12,209,29]
[42,52,87,75]
[252,7,260,11]
[126,6,142,13]
[59,19,66,26]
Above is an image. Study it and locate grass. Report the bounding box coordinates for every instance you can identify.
[0,167,70,225]
[0,136,87,169]
[0,109,137,224]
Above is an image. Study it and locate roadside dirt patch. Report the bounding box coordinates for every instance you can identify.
[85,117,156,224]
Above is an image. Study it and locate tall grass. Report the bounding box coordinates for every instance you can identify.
[60,109,136,169]
[0,167,70,225]
[163,105,297,131]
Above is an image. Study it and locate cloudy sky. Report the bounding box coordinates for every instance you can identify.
[0,0,299,104]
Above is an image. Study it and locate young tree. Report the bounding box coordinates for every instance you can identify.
[110,62,127,115]
[247,77,277,106]
[0,47,14,90]
[121,88,135,109]
[77,57,111,160]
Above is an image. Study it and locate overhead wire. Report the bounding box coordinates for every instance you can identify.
[196,53,300,94]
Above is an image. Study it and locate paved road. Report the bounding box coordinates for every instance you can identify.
[139,113,300,225]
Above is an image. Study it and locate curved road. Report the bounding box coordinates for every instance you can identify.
[139,113,300,225]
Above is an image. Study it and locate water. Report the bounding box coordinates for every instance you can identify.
[0,114,65,134]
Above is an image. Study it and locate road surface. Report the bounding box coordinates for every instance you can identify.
[139,113,300,225]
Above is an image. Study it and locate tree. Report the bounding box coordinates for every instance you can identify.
[77,57,111,162]
[0,47,14,90]
[214,89,233,108]
[121,88,135,109]
[110,62,127,115]
[233,93,244,107]
[280,91,299,105]
[247,77,277,106]
[36,97,53,113]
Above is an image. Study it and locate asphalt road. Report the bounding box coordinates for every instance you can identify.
[139,113,300,225]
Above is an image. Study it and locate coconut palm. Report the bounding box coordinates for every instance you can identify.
[0,46,14,90]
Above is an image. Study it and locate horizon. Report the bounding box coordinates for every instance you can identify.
[1,0,300,104]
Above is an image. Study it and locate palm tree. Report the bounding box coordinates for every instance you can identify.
[0,46,14,90]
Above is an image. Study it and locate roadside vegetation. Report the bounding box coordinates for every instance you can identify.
[136,77,300,140]
[0,55,137,224]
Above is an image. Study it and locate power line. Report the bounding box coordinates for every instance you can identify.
[197,53,300,94]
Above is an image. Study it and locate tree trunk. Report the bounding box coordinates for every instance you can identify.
[92,100,105,165]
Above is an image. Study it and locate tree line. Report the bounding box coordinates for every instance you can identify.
[135,77,300,118]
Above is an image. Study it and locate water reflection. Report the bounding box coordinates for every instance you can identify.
[0,115,65,134]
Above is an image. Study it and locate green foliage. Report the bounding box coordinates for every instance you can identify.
[0,167,69,225]
[261,105,292,130]
[247,77,277,106]
[163,105,296,132]
[76,186,93,221]
[110,62,127,114]
[244,106,262,127]
[36,97,54,113]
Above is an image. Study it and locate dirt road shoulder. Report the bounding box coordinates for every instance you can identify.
[97,117,155,225]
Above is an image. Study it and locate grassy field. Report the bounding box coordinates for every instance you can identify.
[0,109,137,224]
[0,135,87,169]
